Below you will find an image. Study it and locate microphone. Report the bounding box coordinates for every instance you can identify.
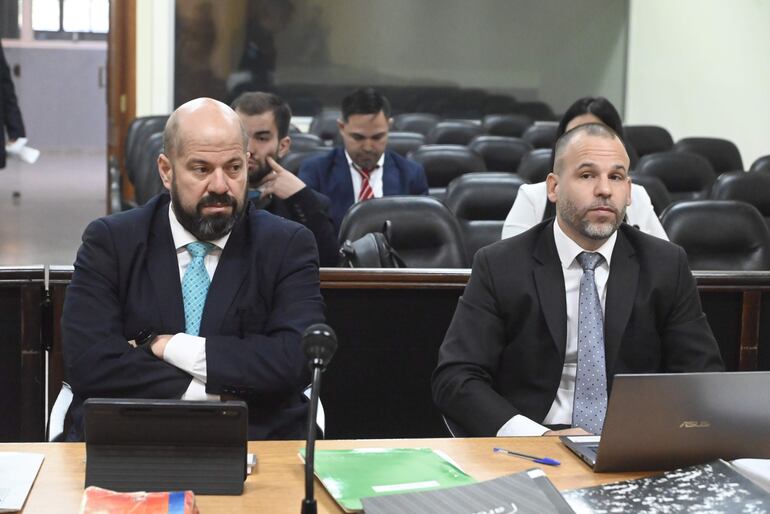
[301,323,337,514]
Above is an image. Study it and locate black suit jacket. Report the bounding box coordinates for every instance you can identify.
[432,221,724,436]
[0,41,25,169]
[62,194,325,440]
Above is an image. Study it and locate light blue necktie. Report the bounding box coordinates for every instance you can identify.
[182,242,214,336]
[573,251,608,434]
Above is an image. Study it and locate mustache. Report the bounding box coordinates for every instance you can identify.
[198,193,237,210]
[586,200,619,215]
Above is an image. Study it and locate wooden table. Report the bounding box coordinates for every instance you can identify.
[5,437,655,513]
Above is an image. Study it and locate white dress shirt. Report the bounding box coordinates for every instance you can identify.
[162,204,231,400]
[501,182,668,241]
[346,150,385,201]
[497,218,616,436]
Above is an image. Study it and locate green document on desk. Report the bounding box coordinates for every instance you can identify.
[299,447,476,512]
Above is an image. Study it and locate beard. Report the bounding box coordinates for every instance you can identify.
[170,181,246,241]
[248,149,281,188]
[557,197,625,241]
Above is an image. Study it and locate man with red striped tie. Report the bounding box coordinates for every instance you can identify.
[299,88,429,233]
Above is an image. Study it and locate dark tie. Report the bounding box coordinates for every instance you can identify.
[573,251,608,434]
[355,166,375,202]
[182,242,214,336]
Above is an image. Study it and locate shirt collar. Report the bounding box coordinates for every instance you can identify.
[168,202,230,251]
[552,215,617,269]
[345,150,385,172]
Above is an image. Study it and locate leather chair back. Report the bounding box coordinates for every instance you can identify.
[513,101,555,121]
[711,171,770,227]
[387,132,425,157]
[426,120,483,145]
[750,155,770,174]
[623,125,674,157]
[132,132,165,205]
[281,149,331,174]
[392,113,441,136]
[125,115,168,180]
[467,136,532,172]
[635,152,716,201]
[308,109,342,142]
[674,137,744,176]
[629,174,672,216]
[409,145,487,193]
[338,196,467,268]
[516,148,553,183]
[482,114,533,138]
[289,133,325,152]
[661,200,770,270]
[522,123,558,149]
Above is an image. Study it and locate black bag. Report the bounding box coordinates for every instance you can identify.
[339,220,407,268]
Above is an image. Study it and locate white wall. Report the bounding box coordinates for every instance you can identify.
[135,0,174,117]
[625,0,770,167]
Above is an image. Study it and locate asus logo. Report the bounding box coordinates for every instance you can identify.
[679,420,711,429]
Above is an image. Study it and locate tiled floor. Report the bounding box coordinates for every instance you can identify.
[0,149,106,266]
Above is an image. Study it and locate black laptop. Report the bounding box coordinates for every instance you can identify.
[84,398,248,494]
[561,372,770,472]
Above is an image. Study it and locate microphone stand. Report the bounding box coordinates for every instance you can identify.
[301,359,324,514]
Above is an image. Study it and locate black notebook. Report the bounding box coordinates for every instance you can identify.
[562,459,770,513]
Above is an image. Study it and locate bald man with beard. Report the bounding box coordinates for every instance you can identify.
[62,98,324,440]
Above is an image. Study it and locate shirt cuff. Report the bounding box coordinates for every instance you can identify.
[180,377,220,401]
[496,415,550,437]
[163,333,207,382]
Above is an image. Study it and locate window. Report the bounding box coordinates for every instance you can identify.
[32,0,109,40]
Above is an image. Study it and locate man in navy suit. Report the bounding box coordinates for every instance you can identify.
[298,87,429,233]
[62,98,324,440]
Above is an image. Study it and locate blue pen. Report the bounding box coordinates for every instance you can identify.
[493,447,561,466]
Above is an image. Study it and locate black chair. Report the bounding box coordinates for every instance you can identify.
[750,155,770,174]
[482,94,519,115]
[426,120,483,145]
[131,132,165,205]
[445,173,526,263]
[623,125,674,157]
[634,152,717,202]
[124,115,168,180]
[629,174,672,216]
[338,196,467,268]
[289,133,325,151]
[482,114,532,137]
[660,200,770,270]
[674,137,744,176]
[281,148,330,174]
[386,131,425,157]
[521,123,559,149]
[308,109,341,142]
[392,113,441,136]
[467,136,532,173]
[711,171,770,228]
[516,148,553,183]
[513,101,555,121]
[408,145,487,198]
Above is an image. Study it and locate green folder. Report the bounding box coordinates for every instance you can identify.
[299,447,476,512]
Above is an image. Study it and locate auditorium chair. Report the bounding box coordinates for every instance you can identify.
[634,152,717,201]
[628,174,672,216]
[338,196,467,268]
[426,120,484,145]
[131,132,165,205]
[281,148,330,174]
[408,144,487,199]
[392,112,441,136]
[711,171,770,228]
[482,114,533,137]
[308,109,342,142]
[124,115,168,181]
[674,137,744,176]
[623,125,674,157]
[522,123,559,149]
[289,133,325,151]
[467,135,532,173]
[386,131,426,157]
[750,155,770,174]
[445,173,526,263]
[516,148,553,183]
[661,200,770,271]
[513,100,556,121]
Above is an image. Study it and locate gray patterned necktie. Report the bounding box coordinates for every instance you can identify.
[573,251,608,434]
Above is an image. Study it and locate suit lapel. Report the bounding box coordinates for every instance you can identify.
[532,222,568,362]
[333,148,356,206]
[147,200,186,332]
[603,229,638,377]
[199,208,251,336]
[381,151,399,195]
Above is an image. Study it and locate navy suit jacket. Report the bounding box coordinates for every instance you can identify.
[298,147,429,233]
[432,221,724,436]
[62,193,325,440]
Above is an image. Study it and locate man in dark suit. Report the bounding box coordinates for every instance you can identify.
[62,98,324,440]
[0,39,25,169]
[231,91,338,266]
[298,87,429,233]
[432,123,723,437]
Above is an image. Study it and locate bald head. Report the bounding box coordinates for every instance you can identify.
[553,123,626,175]
[163,97,248,161]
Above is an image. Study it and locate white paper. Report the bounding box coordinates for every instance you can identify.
[566,435,601,443]
[731,458,770,493]
[0,453,44,512]
[5,137,40,164]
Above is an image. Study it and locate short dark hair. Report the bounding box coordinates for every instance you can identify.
[231,91,292,139]
[553,122,623,175]
[556,96,624,139]
[341,87,391,121]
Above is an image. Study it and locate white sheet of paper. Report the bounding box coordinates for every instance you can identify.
[0,452,44,512]
[731,459,770,493]
[5,137,40,164]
